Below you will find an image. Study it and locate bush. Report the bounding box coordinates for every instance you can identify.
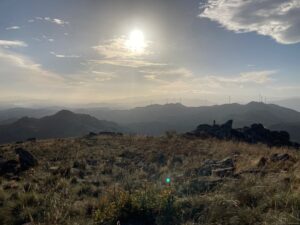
[94,187,179,225]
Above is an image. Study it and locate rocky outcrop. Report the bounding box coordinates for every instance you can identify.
[186,120,299,147]
[185,157,236,178]
[239,153,295,175]
[181,157,236,194]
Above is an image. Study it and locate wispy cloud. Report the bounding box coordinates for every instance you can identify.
[92,36,170,69]
[33,17,69,26]
[90,59,166,68]
[0,40,27,48]
[93,37,150,59]
[148,70,277,97]
[0,49,63,81]
[238,70,276,84]
[50,52,80,58]
[89,71,117,82]
[194,70,276,88]
[6,26,20,30]
[143,67,194,82]
[200,0,300,44]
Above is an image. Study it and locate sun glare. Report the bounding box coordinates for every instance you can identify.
[126,29,146,53]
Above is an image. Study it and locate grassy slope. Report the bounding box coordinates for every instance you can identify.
[1,135,300,225]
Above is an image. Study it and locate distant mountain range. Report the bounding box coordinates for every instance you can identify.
[2,102,300,143]
[77,102,300,140]
[0,107,57,125]
[0,110,123,144]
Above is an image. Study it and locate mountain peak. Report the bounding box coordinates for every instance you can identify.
[54,110,75,117]
[247,101,266,106]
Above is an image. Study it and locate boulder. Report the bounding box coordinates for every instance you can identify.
[15,148,38,170]
[212,167,235,178]
[270,153,291,162]
[187,157,235,177]
[0,158,19,175]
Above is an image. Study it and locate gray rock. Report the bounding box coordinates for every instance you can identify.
[0,158,19,175]
[270,153,291,162]
[15,148,38,170]
[192,157,235,177]
[212,167,235,178]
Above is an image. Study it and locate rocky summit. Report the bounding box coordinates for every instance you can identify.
[186,120,299,147]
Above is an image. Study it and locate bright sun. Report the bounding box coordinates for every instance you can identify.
[126,29,146,53]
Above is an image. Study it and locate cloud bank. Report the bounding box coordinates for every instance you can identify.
[200,0,300,44]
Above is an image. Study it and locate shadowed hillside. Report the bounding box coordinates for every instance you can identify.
[0,110,124,144]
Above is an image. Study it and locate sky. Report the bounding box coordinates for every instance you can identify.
[1,0,300,107]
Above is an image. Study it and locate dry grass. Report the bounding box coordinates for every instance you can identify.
[1,134,300,225]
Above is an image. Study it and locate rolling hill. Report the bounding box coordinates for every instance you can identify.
[0,110,124,144]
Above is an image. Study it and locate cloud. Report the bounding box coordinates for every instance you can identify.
[200,0,300,44]
[67,73,116,86]
[195,70,276,87]
[93,37,150,59]
[89,71,117,82]
[0,48,69,103]
[143,67,194,82]
[0,49,63,82]
[50,52,80,58]
[149,70,277,97]
[0,40,27,48]
[238,70,276,84]
[6,26,20,30]
[33,17,69,26]
[92,36,167,69]
[40,35,55,43]
[90,59,166,68]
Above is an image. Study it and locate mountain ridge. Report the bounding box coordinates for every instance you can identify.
[2,102,300,141]
[0,110,124,144]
